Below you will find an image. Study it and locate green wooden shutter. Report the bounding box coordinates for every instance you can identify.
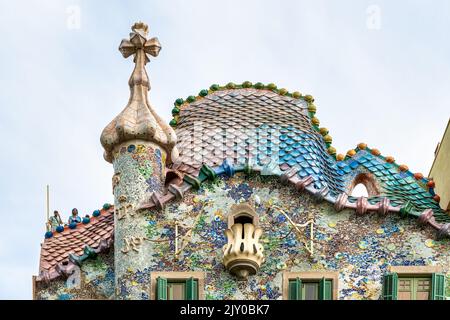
[185,277,198,300]
[383,273,398,300]
[288,278,302,300]
[431,273,446,300]
[156,277,167,300]
[319,278,333,300]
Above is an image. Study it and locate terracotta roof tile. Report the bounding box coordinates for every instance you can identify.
[38,208,115,276]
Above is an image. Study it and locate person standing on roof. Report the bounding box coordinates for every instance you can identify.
[47,210,63,231]
[68,208,82,224]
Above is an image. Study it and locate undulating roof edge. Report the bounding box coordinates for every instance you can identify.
[170,82,444,206]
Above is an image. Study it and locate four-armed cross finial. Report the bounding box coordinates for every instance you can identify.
[118,22,161,90]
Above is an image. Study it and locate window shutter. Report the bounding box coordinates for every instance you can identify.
[185,277,198,300]
[319,278,333,300]
[383,273,398,300]
[431,273,446,300]
[289,278,302,300]
[156,276,167,300]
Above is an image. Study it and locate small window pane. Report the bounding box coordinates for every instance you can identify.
[415,278,430,300]
[303,282,319,300]
[398,277,431,300]
[168,282,185,300]
[399,279,411,291]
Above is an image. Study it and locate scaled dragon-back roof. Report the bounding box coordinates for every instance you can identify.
[169,81,448,223]
[171,84,344,196]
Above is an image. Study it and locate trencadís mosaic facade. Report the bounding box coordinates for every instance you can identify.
[34,22,449,300]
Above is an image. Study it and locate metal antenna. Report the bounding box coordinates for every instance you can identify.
[46,185,50,231]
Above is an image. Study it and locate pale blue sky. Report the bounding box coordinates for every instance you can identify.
[0,0,449,299]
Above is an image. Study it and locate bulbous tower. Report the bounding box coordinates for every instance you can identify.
[100,22,177,299]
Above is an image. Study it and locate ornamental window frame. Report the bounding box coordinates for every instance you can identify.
[383,266,446,300]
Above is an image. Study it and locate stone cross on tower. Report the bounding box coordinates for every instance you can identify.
[118,22,161,90]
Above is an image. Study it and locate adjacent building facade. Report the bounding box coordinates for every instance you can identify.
[429,119,450,212]
[33,22,450,300]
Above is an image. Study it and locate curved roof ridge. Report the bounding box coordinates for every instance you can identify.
[169,81,443,208]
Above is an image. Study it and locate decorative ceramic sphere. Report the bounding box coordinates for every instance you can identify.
[371,148,381,156]
[399,164,409,172]
[226,82,236,89]
[169,119,177,127]
[171,107,180,115]
[357,143,367,150]
[175,98,184,106]
[433,195,441,203]
[311,117,320,126]
[328,146,336,155]
[186,95,196,103]
[292,91,302,99]
[210,84,220,91]
[319,127,329,136]
[324,135,332,143]
[103,203,111,210]
[254,82,264,89]
[199,89,208,97]
[69,222,77,230]
[45,231,53,239]
[308,104,317,113]
[242,81,252,88]
[427,180,435,188]
[56,225,64,233]
[336,154,345,161]
[385,156,395,163]
[347,149,356,157]
[266,83,277,90]
[92,210,101,217]
[82,217,90,224]
[414,173,424,180]
[278,88,288,95]
[304,94,314,103]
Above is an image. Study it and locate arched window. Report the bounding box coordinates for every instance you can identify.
[351,183,369,197]
[349,173,379,197]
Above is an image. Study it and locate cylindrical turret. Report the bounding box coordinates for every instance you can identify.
[100,22,177,299]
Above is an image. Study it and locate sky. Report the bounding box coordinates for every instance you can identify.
[0,0,449,299]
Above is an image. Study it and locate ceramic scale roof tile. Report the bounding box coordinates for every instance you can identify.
[335,146,449,223]
[38,207,114,282]
[171,83,345,196]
